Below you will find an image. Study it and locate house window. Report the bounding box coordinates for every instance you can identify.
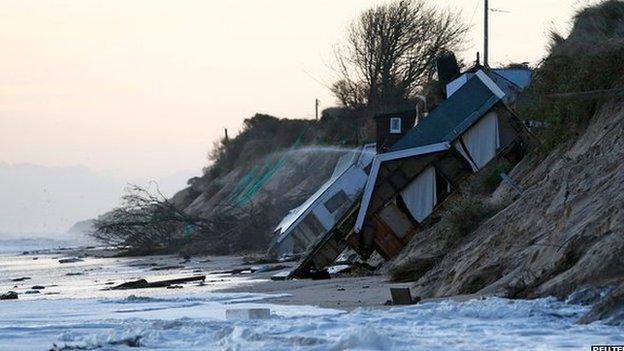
[390,118,402,133]
[324,190,349,213]
[302,214,326,238]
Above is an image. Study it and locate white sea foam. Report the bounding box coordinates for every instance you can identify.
[1,292,623,350]
[0,251,621,350]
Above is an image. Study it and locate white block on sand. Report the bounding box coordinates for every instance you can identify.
[226,308,271,321]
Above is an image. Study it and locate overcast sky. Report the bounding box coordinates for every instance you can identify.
[0,0,599,180]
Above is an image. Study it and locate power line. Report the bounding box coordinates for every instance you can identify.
[301,68,333,90]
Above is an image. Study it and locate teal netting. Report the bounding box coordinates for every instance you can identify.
[224,129,308,207]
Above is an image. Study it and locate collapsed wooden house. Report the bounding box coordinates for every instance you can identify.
[286,110,424,278]
[285,65,532,278]
[350,69,529,260]
[268,144,376,258]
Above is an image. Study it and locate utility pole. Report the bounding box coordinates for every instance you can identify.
[315,98,319,121]
[484,0,489,67]
[224,128,229,144]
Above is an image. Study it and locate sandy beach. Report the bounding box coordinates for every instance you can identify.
[220,271,404,310]
[1,245,403,309]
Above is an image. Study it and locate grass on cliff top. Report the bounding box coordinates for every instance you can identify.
[521,0,624,152]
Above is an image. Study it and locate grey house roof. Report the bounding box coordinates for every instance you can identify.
[491,68,532,90]
[390,71,504,151]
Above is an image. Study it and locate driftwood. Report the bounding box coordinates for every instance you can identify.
[0,291,18,300]
[58,257,84,264]
[10,277,31,282]
[150,265,185,271]
[211,265,289,275]
[109,275,205,290]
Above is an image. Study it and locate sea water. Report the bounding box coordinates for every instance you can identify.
[0,250,623,350]
[1,292,623,350]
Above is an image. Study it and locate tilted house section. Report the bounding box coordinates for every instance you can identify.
[351,70,528,260]
[446,65,532,105]
[270,144,376,258]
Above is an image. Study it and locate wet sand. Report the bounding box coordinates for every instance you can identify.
[218,273,407,310]
[1,246,407,310]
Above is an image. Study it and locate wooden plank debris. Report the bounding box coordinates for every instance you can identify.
[109,275,206,290]
[0,291,18,300]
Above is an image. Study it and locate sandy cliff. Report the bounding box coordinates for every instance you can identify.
[389,100,624,322]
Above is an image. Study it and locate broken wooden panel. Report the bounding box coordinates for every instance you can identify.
[377,202,414,238]
[372,212,418,260]
[288,203,360,278]
[365,155,472,261]
[432,152,473,186]
[367,153,443,217]
[497,108,524,150]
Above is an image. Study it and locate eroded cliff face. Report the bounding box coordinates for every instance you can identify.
[169,147,347,253]
[389,101,624,309]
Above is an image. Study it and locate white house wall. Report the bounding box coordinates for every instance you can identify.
[399,165,437,222]
[453,110,500,171]
[312,167,369,231]
[354,142,451,233]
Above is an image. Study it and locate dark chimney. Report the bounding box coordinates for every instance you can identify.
[436,52,460,86]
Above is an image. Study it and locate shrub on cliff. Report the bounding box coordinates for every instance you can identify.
[206,114,316,179]
[521,0,624,151]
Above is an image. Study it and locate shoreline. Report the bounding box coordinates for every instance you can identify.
[3,245,623,350]
[1,245,409,310]
[218,272,403,311]
[1,245,504,312]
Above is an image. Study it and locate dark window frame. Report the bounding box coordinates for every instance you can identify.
[324,190,349,213]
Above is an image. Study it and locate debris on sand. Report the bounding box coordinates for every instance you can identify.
[270,271,290,281]
[307,270,331,280]
[150,265,185,271]
[213,265,289,275]
[0,291,18,300]
[31,285,45,290]
[109,275,206,290]
[211,267,251,275]
[250,264,289,273]
[389,287,421,305]
[11,277,31,282]
[58,257,84,264]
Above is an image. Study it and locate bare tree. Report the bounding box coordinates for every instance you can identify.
[91,184,206,250]
[332,0,467,109]
[90,184,277,255]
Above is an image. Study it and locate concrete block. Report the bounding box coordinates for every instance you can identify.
[226,308,271,321]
